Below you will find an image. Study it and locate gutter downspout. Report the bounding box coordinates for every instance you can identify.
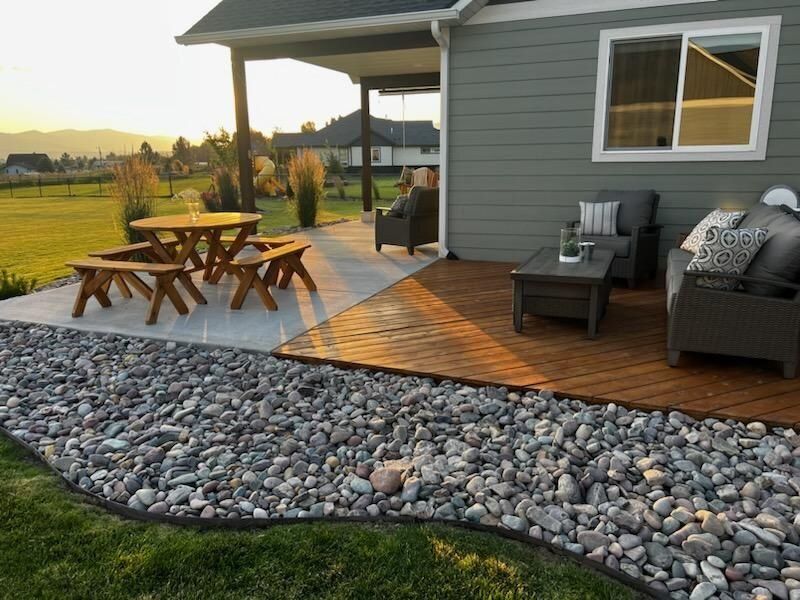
[431,20,451,258]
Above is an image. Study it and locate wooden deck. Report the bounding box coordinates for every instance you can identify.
[275,260,800,427]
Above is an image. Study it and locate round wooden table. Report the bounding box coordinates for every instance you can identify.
[131,212,262,305]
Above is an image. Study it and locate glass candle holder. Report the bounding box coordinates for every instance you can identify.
[559,227,582,263]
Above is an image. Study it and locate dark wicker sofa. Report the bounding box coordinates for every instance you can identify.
[667,203,800,378]
[569,190,662,288]
[375,186,438,255]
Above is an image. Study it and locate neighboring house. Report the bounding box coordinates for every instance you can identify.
[273,110,440,171]
[2,153,50,175]
[179,0,800,261]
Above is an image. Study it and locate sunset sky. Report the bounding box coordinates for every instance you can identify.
[0,0,440,141]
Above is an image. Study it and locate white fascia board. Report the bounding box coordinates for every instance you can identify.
[176,8,462,46]
[467,0,718,26]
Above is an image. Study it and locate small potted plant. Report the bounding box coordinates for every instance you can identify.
[560,227,581,263]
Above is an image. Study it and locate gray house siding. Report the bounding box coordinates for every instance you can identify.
[447,0,800,262]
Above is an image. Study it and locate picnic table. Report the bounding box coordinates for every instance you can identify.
[130,212,262,305]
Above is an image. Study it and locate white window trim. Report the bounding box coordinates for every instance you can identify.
[592,16,782,163]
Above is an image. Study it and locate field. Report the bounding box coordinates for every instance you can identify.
[0,175,398,286]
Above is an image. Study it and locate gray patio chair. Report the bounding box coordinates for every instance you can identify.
[375,186,439,255]
[568,190,662,288]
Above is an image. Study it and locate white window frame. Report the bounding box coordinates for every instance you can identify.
[592,16,782,162]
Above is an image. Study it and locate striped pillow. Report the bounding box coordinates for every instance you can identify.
[580,201,620,237]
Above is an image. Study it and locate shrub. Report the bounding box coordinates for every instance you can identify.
[325,147,343,174]
[110,156,158,244]
[372,177,381,201]
[333,175,347,200]
[211,168,241,211]
[288,151,326,228]
[0,270,37,300]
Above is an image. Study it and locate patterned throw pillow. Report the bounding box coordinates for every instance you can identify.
[681,209,747,254]
[687,227,768,290]
[580,201,620,236]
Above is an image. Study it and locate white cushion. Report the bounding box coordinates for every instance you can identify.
[681,208,746,254]
[580,201,619,237]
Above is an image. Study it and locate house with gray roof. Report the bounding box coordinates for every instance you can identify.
[3,153,51,175]
[272,110,440,171]
[179,0,800,262]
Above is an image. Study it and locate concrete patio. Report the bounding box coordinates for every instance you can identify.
[0,221,438,352]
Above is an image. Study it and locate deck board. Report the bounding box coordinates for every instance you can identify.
[275,260,800,427]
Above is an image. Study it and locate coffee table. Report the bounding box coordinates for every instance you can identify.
[511,247,614,339]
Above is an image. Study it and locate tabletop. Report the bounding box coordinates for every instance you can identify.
[131,212,261,232]
[511,247,614,285]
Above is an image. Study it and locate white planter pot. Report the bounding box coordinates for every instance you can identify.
[559,254,581,263]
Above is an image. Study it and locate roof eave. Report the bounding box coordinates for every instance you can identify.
[175,7,463,46]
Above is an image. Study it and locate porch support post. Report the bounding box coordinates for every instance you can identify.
[231,48,255,213]
[360,83,373,215]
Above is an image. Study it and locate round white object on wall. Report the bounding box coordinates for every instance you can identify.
[761,184,800,210]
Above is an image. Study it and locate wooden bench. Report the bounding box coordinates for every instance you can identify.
[88,239,183,297]
[219,235,294,252]
[229,242,316,310]
[66,259,188,325]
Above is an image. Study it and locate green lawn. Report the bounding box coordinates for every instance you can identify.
[0,437,637,600]
[0,174,398,286]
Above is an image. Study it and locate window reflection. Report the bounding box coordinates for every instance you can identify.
[606,37,682,150]
[679,34,761,146]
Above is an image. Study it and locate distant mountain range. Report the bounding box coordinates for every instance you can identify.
[0,129,178,160]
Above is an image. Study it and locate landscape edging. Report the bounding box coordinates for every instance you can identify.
[0,425,665,600]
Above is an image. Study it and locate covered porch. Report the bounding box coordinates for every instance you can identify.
[177,15,451,244]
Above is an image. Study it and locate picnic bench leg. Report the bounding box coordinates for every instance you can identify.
[263,261,281,287]
[145,284,167,325]
[283,253,317,292]
[140,230,207,305]
[72,269,94,317]
[157,273,189,316]
[113,273,133,298]
[120,272,153,300]
[230,267,258,310]
[211,225,254,284]
[84,270,114,309]
[251,275,278,311]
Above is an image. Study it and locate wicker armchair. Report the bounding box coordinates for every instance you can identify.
[375,187,438,256]
[568,190,662,288]
[668,270,800,378]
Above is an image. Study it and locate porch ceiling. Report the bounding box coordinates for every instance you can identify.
[300,47,440,81]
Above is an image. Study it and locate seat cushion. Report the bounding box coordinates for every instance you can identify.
[596,190,657,235]
[740,203,800,297]
[581,234,631,258]
[680,208,747,254]
[666,248,693,313]
[686,227,768,291]
[580,201,620,236]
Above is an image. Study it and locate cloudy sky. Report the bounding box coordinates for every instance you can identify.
[0,0,440,141]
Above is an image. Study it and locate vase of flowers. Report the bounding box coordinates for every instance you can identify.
[174,188,201,222]
[559,227,581,263]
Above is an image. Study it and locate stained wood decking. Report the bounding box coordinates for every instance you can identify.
[275,260,800,427]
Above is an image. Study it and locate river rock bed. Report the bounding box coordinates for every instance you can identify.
[1,322,800,600]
